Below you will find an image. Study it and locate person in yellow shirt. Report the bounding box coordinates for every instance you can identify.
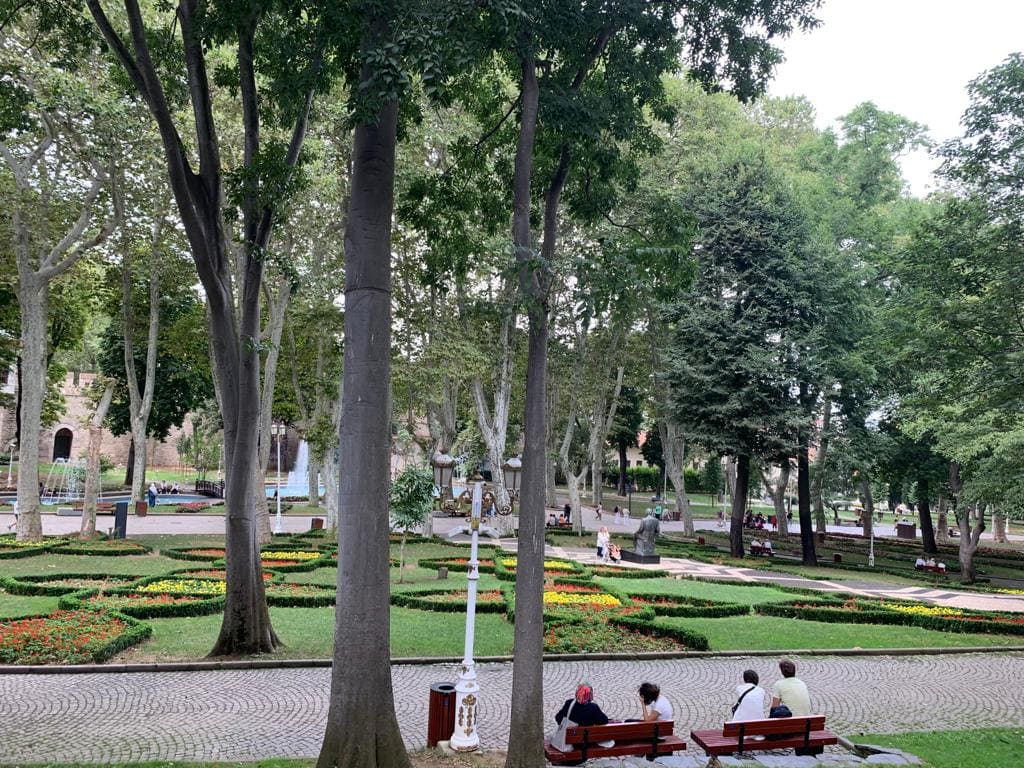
[770,659,811,716]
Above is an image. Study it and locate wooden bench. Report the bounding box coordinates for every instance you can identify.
[691,715,837,765]
[545,720,685,764]
[749,544,773,557]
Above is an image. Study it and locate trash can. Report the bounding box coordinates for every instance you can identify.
[135,501,148,517]
[896,522,916,540]
[113,502,129,539]
[427,682,457,747]
[311,517,325,530]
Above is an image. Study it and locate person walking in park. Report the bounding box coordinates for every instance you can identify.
[147,482,158,508]
[595,502,603,520]
[596,526,610,562]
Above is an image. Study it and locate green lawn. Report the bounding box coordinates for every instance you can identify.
[857,729,1024,768]
[596,576,796,605]
[657,615,1024,651]
[0,593,60,617]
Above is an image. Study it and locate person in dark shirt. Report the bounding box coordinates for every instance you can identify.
[554,683,610,727]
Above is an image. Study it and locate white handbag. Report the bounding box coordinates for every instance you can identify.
[550,702,577,752]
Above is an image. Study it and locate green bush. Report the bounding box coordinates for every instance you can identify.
[264,583,337,608]
[50,539,151,556]
[626,593,750,618]
[609,613,710,651]
[0,573,140,596]
[58,589,226,619]
[390,588,508,614]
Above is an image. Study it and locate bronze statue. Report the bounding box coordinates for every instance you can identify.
[633,511,660,555]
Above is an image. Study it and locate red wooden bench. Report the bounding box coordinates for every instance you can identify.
[545,720,685,764]
[691,715,837,766]
[749,544,773,556]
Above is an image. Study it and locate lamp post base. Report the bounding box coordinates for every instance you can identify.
[449,664,480,752]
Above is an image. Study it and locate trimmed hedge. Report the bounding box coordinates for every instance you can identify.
[0,543,52,559]
[0,573,140,597]
[58,588,225,619]
[494,555,583,582]
[626,593,750,618]
[265,583,336,608]
[590,565,669,579]
[161,547,227,562]
[211,554,331,573]
[609,613,711,651]
[756,598,1024,636]
[417,555,497,574]
[50,539,151,556]
[390,588,508,614]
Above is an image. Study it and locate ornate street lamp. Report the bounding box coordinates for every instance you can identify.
[445,456,520,752]
[431,450,456,512]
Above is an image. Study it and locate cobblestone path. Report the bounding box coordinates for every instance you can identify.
[1,654,1022,763]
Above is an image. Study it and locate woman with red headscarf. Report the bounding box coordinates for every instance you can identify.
[554,683,611,729]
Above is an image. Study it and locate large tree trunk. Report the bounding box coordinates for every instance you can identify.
[860,474,874,541]
[14,276,46,541]
[122,232,161,505]
[798,424,817,565]
[588,365,623,507]
[659,419,694,535]
[729,454,749,557]
[307,455,320,508]
[81,383,115,539]
[316,93,407,767]
[950,462,984,583]
[993,508,1007,544]
[544,379,560,508]
[917,476,937,555]
[505,48,546,768]
[811,396,831,533]
[617,440,628,496]
[936,497,949,545]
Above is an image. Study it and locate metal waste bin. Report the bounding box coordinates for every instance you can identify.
[427,682,457,747]
[896,522,917,540]
[113,501,129,539]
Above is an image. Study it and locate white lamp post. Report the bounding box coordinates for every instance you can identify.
[273,423,285,534]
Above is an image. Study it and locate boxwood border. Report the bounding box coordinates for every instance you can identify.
[58,588,226,619]
[390,587,508,614]
[0,573,141,596]
[0,607,152,665]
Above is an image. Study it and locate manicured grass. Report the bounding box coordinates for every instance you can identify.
[658,615,1024,652]
[115,605,515,661]
[0,552,186,578]
[857,728,1024,768]
[0,593,60,617]
[11,753,505,768]
[597,576,796,605]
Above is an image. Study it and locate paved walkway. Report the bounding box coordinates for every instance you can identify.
[549,546,1024,614]
[1,654,1022,763]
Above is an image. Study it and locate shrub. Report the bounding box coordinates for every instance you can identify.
[162,547,227,562]
[0,573,139,596]
[591,565,669,579]
[609,613,710,651]
[543,620,689,654]
[265,582,337,608]
[59,589,225,619]
[390,588,507,614]
[50,539,151,556]
[625,593,749,618]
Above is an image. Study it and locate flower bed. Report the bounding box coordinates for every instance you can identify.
[608,613,710,651]
[170,568,275,582]
[391,588,508,613]
[265,582,336,608]
[757,597,1024,636]
[261,550,322,561]
[417,557,496,574]
[60,590,225,619]
[0,573,138,596]
[0,609,151,664]
[50,539,151,556]
[543,590,622,607]
[135,577,228,596]
[162,547,227,562]
[0,537,52,559]
[543,620,689,654]
[174,501,213,513]
[626,594,749,618]
[494,556,584,582]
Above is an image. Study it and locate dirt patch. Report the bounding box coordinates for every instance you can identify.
[410,748,506,768]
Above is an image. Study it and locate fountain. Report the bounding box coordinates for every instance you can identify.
[267,439,323,499]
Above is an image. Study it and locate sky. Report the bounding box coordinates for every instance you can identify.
[769,0,1024,196]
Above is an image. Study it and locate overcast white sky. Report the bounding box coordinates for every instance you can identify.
[768,0,1024,196]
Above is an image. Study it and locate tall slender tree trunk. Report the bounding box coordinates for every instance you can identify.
[617,440,628,496]
[14,276,45,541]
[993,508,1007,544]
[307,455,320,507]
[860,475,873,541]
[659,419,694,535]
[936,497,949,545]
[81,383,114,539]
[951,462,984,583]
[798,424,817,565]
[764,462,790,536]
[505,48,545,768]
[729,454,749,557]
[917,476,937,555]
[317,92,407,767]
[811,396,831,533]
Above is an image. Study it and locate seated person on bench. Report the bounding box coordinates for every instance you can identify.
[730,669,767,739]
[762,539,773,555]
[915,556,926,570]
[638,682,673,722]
[552,684,612,752]
[771,660,820,756]
[749,537,761,555]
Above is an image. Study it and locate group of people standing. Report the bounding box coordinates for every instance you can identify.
[594,526,621,563]
[551,661,818,756]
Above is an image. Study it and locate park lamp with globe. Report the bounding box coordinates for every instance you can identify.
[431,450,520,751]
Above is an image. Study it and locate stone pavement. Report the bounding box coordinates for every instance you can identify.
[1,654,1022,763]
[0,511,317,536]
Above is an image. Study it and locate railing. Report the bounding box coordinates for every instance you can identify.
[194,479,225,498]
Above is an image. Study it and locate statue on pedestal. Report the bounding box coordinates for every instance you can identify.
[633,511,660,556]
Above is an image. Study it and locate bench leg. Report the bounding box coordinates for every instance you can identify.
[705,757,721,768]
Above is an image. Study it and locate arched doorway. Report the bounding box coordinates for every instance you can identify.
[52,428,73,461]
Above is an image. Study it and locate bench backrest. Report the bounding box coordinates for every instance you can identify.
[565,720,674,745]
[723,715,825,738]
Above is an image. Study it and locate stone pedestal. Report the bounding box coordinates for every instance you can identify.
[620,549,661,564]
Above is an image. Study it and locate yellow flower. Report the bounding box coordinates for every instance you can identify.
[139,579,226,595]
[543,591,621,607]
[501,558,575,570]
[880,602,963,617]
[261,550,321,561]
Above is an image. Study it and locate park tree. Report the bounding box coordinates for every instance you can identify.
[85,0,342,655]
[388,464,434,583]
[496,3,822,765]
[1,6,122,541]
[665,147,822,558]
[609,385,643,495]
